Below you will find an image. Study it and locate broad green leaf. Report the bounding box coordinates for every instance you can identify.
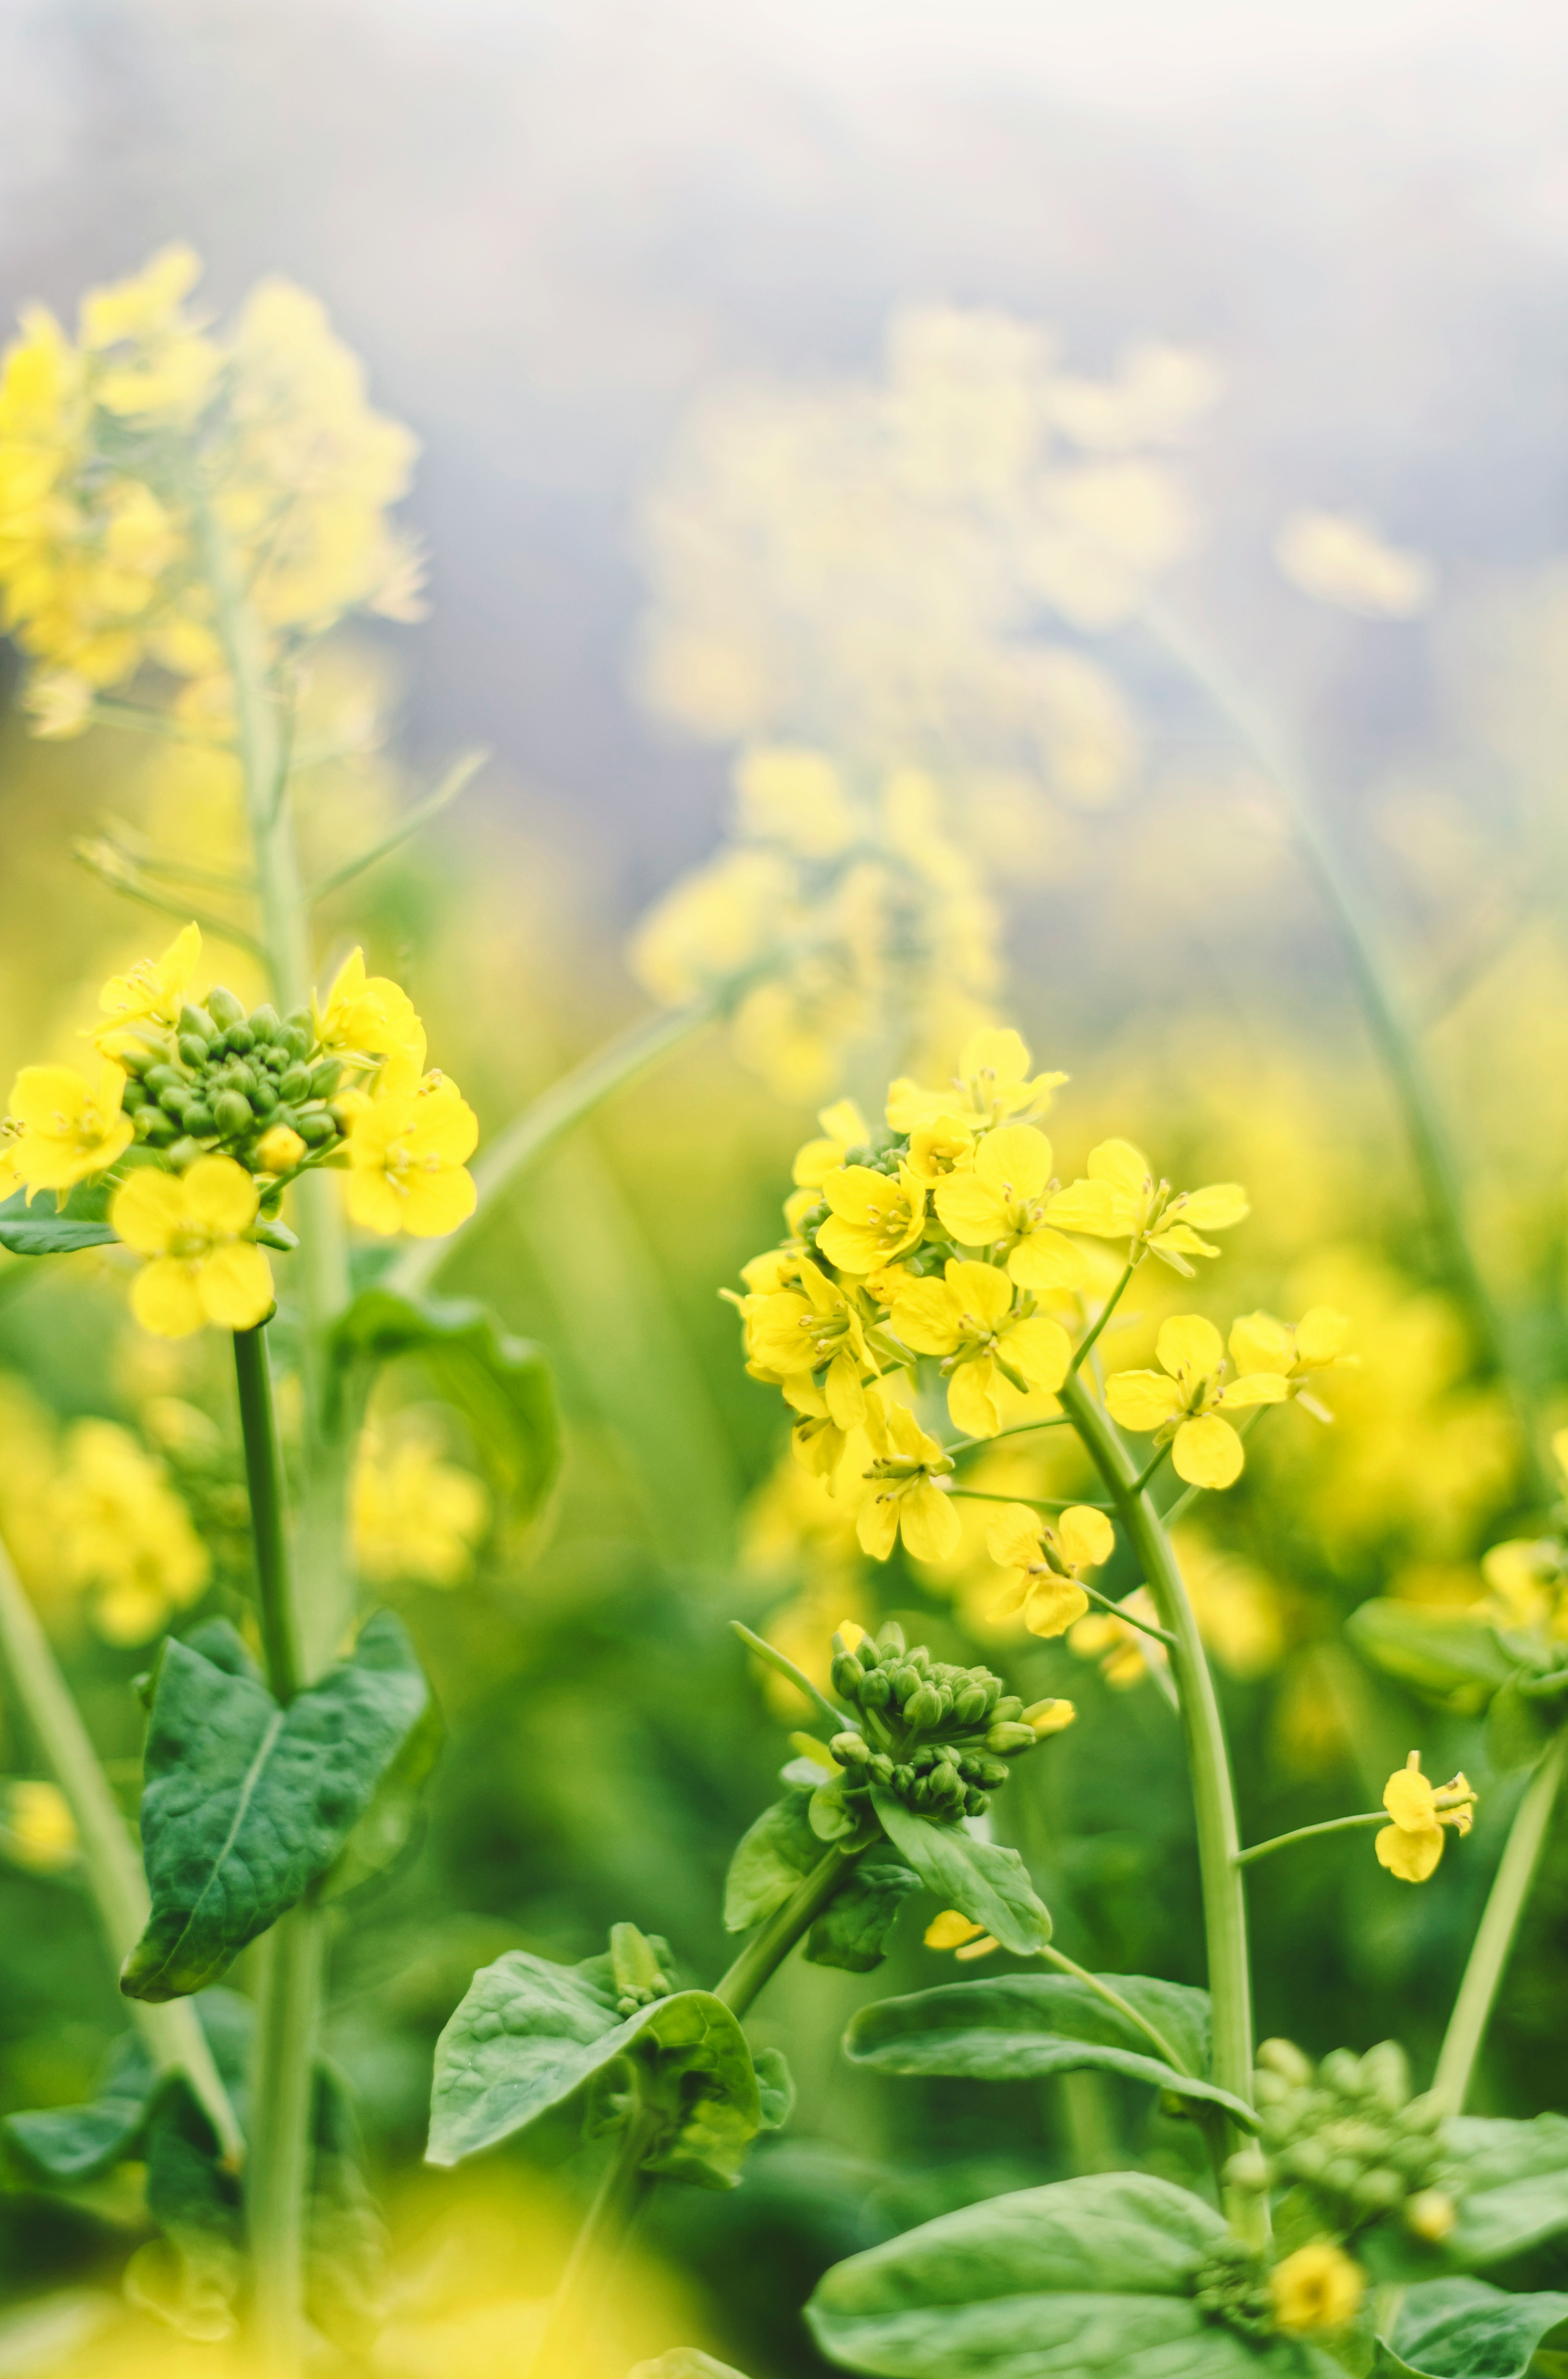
[1382,2278,1568,2378]
[5,2033,157,2183]
[871,1789,1051,1957]
[1446,2114,1568,2266]
[1346,1602,1514,1710]
[806,1859,920,1973]
[844,1972,1256,2127]
[334,1288,560,1536]
[123,1614,430,2001]
[427,1950,760,2189]
[807,2171,1339,2377]
[629,2356,753,2379]
[322,1691,444,1901]
[0,1181,117,1255]
[723,1791,818,1931]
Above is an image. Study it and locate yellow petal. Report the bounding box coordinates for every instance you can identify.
[925,1910,986,1949]
[890,1278,962,1356]
[1002,1315,1071,1393]
[819,1097,868,1145]
[976,1123,1051,1203]
[856,1490,900,1562]
[1383,1763,1436,1829]
[816,1217,879,1274]
[900,1479,962,1562]
[1155,1313,1224,1383]
[1104,1369,1184,1431]
[933,1172,1006,1245]
[821,1164,886,1224]
[1295,1306,1350,1366]
[1375,1819,1443,1883]
[181,1154,258,1237]
[954,1933,1002,1960]
[1171,1413,1244,1489]
[1007,1228,1088,1292]
[1228,1311,1292,1376]
[948,1356,1005,1440]
[958,1026,1031,1084]
[196,1243,275,1330]
[131,1257,206,1337]
[1087,1138,1150,1199]
[1043,1178,1123,1235]
[824,1350,867,1431]
[986,1504,1044,1568]
[1059,1505,1114,1569]
[110,1167,187,1255]
[401,1166,479,1237]
[990,1573,1031,1618]
[946,1257,1014,1331]
[1179,1183,1249,1230]
[1024,1576,1090,1638]
[1219,1372,1290,1410]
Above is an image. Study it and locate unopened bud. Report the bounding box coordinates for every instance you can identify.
[859,1668,892,1710]
[178,1002,215,1043]
[257,1124,306,1173]
[831,1732,871,1768]
[1406,2189,1457,2243]
[214,1090,255,1138]
[207,986,245,1030]
[1024,1698,1076,1737]
[952,1684,990,1726]
[1225,2144,1270,2194]
[991,1695,1023,1724]
[876,1622,906,1659]
[905,1683,943,1729]
[831,1652,863,1700]
[1257,2038,1314,2091]
[984,1721,1036,1755]
[248,1004,282,1043]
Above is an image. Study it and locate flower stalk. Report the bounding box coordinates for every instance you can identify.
[1433,1736,1566,2115]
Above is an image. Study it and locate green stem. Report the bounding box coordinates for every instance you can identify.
[1147,605,1550,1504]
[1432,1736,1566,2114]
[1059,1372,1262,2242]
[946,1416,1073,1458]
[386,998,718,1302]
[0,1533,243,2166]
[1037,1941,1195,2075]
[232,1328,302,1702]
[1233,1812,1386,1867]
[948,1488,1114,1514]
[713,1841,863,2016]
[1078,1583,1176,1648]
[308,747,487,900]
[1069,1260,1137,1378]
[729,1621,851,1735]
[245,1906,324,2373]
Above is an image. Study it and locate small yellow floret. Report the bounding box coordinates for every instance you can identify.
[1269,2242,1365,2336]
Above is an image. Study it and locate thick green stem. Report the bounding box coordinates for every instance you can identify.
[1059,1373,1262,2240]
[713,1842,863,2016]
[0,1533,243,2165]
[245,1907,324,2374]
[233,1329,302,1702]
[1233,1812,1385,1867]
[1433,1737,1566,2114]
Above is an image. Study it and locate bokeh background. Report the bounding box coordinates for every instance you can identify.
[3,2,1568,2371]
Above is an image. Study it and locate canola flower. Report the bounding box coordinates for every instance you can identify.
[987,1502,1114,1638]
[51,1418,210,1643]
[1376,1753,1477,1884]
[0,1780,79,1875]
[1268,2242,1366,2336]
[1105,1314,1289,1489]
[353,1424,490,1588]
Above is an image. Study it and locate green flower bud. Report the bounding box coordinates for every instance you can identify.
[952,1683,990,1726]
[1406,2190,1457,2243]
[831,1732,871,1768]
[984,1721,1035,1754]
[892,1764,914,1793]
[906,1646,931,1675]
[177,1002,215,1043]
[146,1064,188,1099]
[888,1664,919,1703]
[222,1060,257,1096]
[609,1920,668,2009]
[309,1057,342,1097]
[248,1004,282,1043]
[141,1110,177,1146]
[214,1090,255,1138]
[182,1102,215,1137]
[167,1135,204,1168]
[1225,2144,1271,2194]
[1257,2038,1315,2090]
[904,1683,944,1729]
[960,1752,1011,1789]
[178,1033,210,1069]
[220,1022,256,1056]
[831,1652,864,1701]
[1320,2049,1363,2098]
[207,986,246,1030]
[297,1109,337,1147]
[991,1695,1023,1724]
[907,1745,938,1774]
[251,1078,279,1116]
[278,1064,312,1104]
[876,1622,906,1659]
[261,1043,288,1073]
[279,1026,312,1066]
[1360,2040,1410,2111]
[859,1668,892,1710]
[963,1787,989,1818]
[1398,2092,1444,2136]
[120,1044,157,1077]
[1351,2168,1404,2213]
[868,1752,894,1784]
[122,1082,147,1114]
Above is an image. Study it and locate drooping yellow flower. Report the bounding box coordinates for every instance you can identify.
[1104,1313,1286,1488]
[792,1097,871,1190]
[925,1910,1000,1960]
[342,1070,478,1237]
[0,1781,79,1875]
[886,1026,1065,1136]
[1227,1307,1354,1421]
[313,948,427,1070]
[51,1418,210,1643]
[353,1425,490,1588]
[110,1154,274,1336]
[1047,1138,1248,1277]
[933,1122,1087,1291]
[816,1161,927,1275]
[741,1256,875,1430]
[93,922,203,1054]
[889,1258,1071,1437]
[1270,2242,1365,2336]
[855,1394,959,1562]
[6,1060,133,1196]
[987,1501,1113,1637]
[1375,1752,1476,1884]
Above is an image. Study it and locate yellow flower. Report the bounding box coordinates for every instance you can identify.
[314,947,427,1070]
[52,1418,210,1643]
[817,1160,927,1275]
[1227,1307,1354,1421]
[905,1114,978,1186]
[6,1060,133,1196]
[792,1097,871,1190]
[742,1256,875,1429]
[1375,1752,1476,1884]
[1270,2242,1365,2336]
[987,1501,1113,1637]
[1476,1537,1568,1638]
[856,1394,959,1562]
[1104,1313,1286,1488]
[110,1154,274,1336]
[925,1910,999,1960]
[1070,1589,1167,1688]
[735,745,857,858]
[256,1124,307,1175]
[343,1070,478,1238]
[0,1781,78,1875]
[886,1026,1065,1136]
[932,1122,1087,1291]
[353,1424,490,1587]
[1047,1138,1248,1277]
[890,1258,1071,1437]
[93,922,202,1054]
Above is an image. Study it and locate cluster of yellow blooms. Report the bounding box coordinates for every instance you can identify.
[0,923,476,1335]
[0,244,419,736]
[352,1420,490,1589]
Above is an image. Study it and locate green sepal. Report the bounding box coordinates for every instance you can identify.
[0,1180,118,1254]
[805,1859,919,1973]
[1346,1601,1515,1711]
[332,1288,560,1539]
[845,1971,1258,2127]
[1378,2278,1568,2378]
[870,1787,1051,1956]
[122,1613,431,2000]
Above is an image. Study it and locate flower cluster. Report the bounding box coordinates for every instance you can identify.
[1247,2036,1458,2245]
[0,925,476,1336]
[826,1621,1071,1826]
[0,245,419,736]
[353,1421,490,1589]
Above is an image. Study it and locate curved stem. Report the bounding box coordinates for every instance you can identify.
[1069,1260,1137,1378]
[1433,1736,1566,2114]
[1233,1812,1385,1868]
[713,1841,863,2016]
[1058,1371,1262,2242]
[948,1489,1114,1514]
[1078,1584,1176,1648]
[1036,1941,1195,2076]
[946,1416,1073,1458]
[729,1621,852,1735]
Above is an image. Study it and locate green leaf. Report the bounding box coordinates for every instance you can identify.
[321,1691,444,1901]
[870,1789,1052,1957]
[844,1972,1257,2127]
[127,2075,245,2343]
[723,1791,818,1931]
[1446,2114,1568,2267]
[806,2171,1338,2377]
[806,1858,920,1973]
[753,2047,794,2133]
[1383,2278,1568,2378]
[0,1181,118,1255]
[5,2033,157,2183]
[122,1613,430,2000]
[333,1288,560,1537]
[1484,1679,1559,1775]
[427,1950,761,2189]
[1346,1602,1515,1710]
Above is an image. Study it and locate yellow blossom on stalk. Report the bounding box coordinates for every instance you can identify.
[890,1259,1071,1437]
[792,1098,871,1190]
[1227,1307,1354,1422]
[0,1781,79,1875]
[1070,1589,1167,1688]
[343,1071,478,1238]
[1270,2242,1365,2336]
[52,1418,210,1642]
[816,1160,927,1275]
[886,1026,1065,1137]
[987,1502,1113,1636]
[1375,1752,1476,1883]
[933,1122,1088,1290]
[1475,1537,1568,1639]
[925,1910,1000,1960]
[1105,1314,1286,1488]
[353,1425,489,1588]
[856,1393,959,1561]
[110,1154,274,1336]
[93,922,203,1055]
[5,1060,133,1197]
[1048,1138,1248,1277]
[314,948,427,1070]
[741,1257,876,1429]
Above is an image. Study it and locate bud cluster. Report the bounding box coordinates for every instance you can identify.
[120,987,348,1185]
[1192,2239,1274,2342]
[826,1622,1056,1824]
[1247,2037,1457,2243]
[608,1921,673,2019]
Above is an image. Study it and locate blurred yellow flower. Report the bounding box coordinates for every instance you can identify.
[93,922,203,1055]
[1069,1589,1165,1688]
[1476,1536,1568,1639]
[110,1154,274,1336]
[0,1780,78,1874]
[353,1424,489,1588]
[1048,1138,1248,1279]
[855,1394,958,1562]
[343,1072,478,1238]
[924,1910,999,1960]
[5,1060,132,1196]
[987,1501,1113,1637]
[52,1418,210,1643]
[886,1027,1064,1137]
[1275,510,1433,620]
[1105,1313,1285,1488]
[889,1258,1070,1437]
[1227,1307,1354,1421]
[1270,2242,1365,2336]
[933,1123,1088,1292]
[735,746,857,859]
[792,1098,871,1191]
[1375,1752,1476,1884]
